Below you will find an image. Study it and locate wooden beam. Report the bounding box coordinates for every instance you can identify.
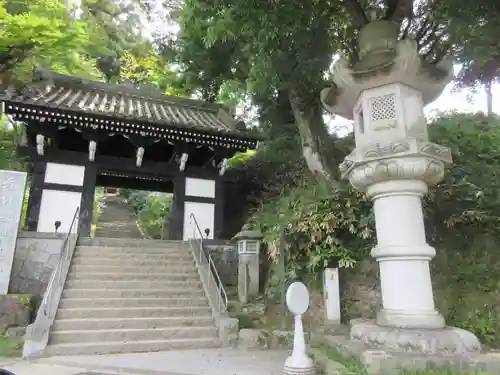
[96,174,174,193]
[17,146,240,181]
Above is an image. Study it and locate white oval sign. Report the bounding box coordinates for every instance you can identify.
[286,281,310,315]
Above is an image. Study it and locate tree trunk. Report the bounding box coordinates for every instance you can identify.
[288,86,340,189]
[256,89,298,140]
[485,80,493,115]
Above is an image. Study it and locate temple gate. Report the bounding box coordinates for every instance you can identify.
[2,69,260,240]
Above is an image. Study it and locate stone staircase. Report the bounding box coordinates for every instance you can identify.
[44,237,219,356]
[95,194,143,238]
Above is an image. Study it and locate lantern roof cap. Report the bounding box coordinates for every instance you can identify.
[233,224,263,240]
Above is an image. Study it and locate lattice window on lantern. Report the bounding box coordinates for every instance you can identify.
[370,94,397,122]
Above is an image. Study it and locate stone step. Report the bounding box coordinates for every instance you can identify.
[44,337,220,356]
[66,271,198,281]
[62,288,204,299]
[70,264,197,273]
[50,326,216,345]
[53,316,214,331]
[65,279,201,289]
[71,256,194,267]
[72,251,192,262]
[59,297,207,309]
[78,237,186,248]
[56,306,211,319]
[75,246,190,256]
[72,255,195,267]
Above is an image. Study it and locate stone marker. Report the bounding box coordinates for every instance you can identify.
[0,170,27,294]
[284,281,315,375]
[323,268,341,325]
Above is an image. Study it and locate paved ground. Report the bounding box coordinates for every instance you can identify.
[1,349,290,375]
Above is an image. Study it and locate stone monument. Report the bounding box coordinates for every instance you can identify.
[233,225,262,303]
[284,281,315,375]
[320,19,489,373]
[0,170,27,294]
[323,268,341,326]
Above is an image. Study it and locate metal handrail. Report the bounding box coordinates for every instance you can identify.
[24,206,80,357]
[188,213,228,313]
[42,206,80,316]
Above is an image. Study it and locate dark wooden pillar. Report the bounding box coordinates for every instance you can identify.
[214,178,225,239]
[78,164,97,236]
[25,161,46,231]
[169,173,185,240]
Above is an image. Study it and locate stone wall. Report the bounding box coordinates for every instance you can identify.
[9,232,65,305]
[204,241,238,287]
[339,259,382,321]
[0,294,34,334]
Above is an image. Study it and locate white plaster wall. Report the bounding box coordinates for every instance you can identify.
[183,201,215,240]
[44,163,85,186]
[185,177,215,198]
[37,190,81,233]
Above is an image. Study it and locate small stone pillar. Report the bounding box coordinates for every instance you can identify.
[320,19,481,362]
[323,268,341,326]
[233,225,262,303]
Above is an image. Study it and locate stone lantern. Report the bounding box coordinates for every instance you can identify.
[233,224,262,303]
[320,19,482,369]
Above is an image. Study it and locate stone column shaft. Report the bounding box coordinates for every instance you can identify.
[368,180,444,329]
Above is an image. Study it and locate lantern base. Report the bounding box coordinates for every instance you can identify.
[284,355,316,375]
[321,319,500,374]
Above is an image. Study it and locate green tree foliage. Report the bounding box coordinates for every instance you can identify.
[137,194,173,239]
[426,113,500,346]
[0,0,102,86]
[0,116,26,171]
[0,0,180,93]
[435,1,500,113]
[119,49,186,96]
[168,0,456,188]
[121,190,172,239]
[0,0,184,171]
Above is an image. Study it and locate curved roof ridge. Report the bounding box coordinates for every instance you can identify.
[33,68,232,114]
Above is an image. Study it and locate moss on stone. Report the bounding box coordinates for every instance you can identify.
[6,294,33,307]
[0,335,22,358]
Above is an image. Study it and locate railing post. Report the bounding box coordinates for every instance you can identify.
[218,285,222,310]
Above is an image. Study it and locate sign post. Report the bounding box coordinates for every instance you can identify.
[0,170,27,294]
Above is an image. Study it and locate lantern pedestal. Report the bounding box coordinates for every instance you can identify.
[327,320,492,375]
[238,256,259,304]
[233,225,262,304]
[319,19,491,374]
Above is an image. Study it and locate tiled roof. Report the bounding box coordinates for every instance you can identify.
[3,69,257,142]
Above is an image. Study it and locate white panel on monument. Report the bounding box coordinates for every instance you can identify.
[185,177,215,198]
[44,163,85,186]
[323,268,341,324]
[0,170,27,294]
[182,201,215,240]
[37,190,81,233]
